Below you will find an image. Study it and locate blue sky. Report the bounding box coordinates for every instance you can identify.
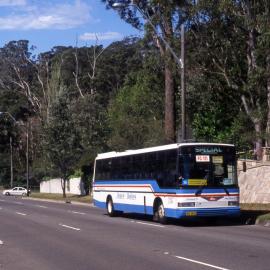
[0,0,141,54]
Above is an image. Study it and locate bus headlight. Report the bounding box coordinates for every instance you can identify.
[178,202,195,207]
[228,201,239,206]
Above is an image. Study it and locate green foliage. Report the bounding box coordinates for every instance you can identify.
[108,53,165,150]
[94,37,143,104]
[43,93,83,182]
[186,0,270,153]
[69,169,83,179]
[69,93,109,166]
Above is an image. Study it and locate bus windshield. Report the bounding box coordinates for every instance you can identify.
[179,145,238,188]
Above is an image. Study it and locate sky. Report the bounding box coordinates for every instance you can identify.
[0,0,141,54]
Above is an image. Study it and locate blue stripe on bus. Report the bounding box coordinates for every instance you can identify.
[93,180,239,194]
[93,199,240,218]
[93,199,153,215]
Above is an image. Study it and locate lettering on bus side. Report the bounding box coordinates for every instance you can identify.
[117,193,125,200]
[116,192,137,200]
[127,193,136,200]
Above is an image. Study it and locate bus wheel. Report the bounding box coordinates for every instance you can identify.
[156,201,167,224]
[107,197,116,217]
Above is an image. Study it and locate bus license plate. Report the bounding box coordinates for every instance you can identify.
[186,211,197,216]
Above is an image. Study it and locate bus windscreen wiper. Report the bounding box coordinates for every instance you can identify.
[223,187,230,195]
[195,185,205,196]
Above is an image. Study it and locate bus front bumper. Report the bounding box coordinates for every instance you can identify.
[166,207,241,219]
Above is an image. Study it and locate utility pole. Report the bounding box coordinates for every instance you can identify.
[26,121,29,196]
[10,136,13,188]
[181,24,186,142]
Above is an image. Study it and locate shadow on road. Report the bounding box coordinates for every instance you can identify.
[106,210,269,227]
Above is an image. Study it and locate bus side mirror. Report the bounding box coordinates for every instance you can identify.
[175,175,182,185]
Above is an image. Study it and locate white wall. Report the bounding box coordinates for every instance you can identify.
[40,178,85,195]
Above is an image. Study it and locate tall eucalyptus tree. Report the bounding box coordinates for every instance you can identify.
[190,0,270,159]
[102,0,189,143]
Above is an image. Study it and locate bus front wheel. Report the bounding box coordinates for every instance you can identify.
[106,197,116,217]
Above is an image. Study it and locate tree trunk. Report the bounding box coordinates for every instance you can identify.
[61,177,66,198]
[254,120,263,160]
[266,55,270,147]
[164,62,175,143]
[243,1,263,159]
[163,10,176,144]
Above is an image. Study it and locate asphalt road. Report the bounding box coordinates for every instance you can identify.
[0,194,269,270]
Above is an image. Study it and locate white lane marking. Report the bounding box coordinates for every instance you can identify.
[131,221,165,228]
[16,212,26,216]
[69,210,86,215]
[0,207,2,210]
[59,224,81,231]
[174,255,231,270]
[36,205,48,208]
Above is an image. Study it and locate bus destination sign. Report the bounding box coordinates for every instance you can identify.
[195,147,223,154]
[196,155,210,162]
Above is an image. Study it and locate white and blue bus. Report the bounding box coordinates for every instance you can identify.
[93,143,240,223]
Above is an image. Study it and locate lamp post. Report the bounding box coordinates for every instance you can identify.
[0,112,29,196]
[9,136,13,188]
[112,1,186,141]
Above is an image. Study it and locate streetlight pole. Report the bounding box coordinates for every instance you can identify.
[26,121,29,196]
[0,112,16,188]
[9,136,13,188]
[0,112,30,195]
[112,1,186,141]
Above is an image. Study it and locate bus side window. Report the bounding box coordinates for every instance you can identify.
[100,160,106,180]
[104,158,112,180]
[119,157,123,179]
[140,153,148,179]
[127,155,133,179]
[121,156,128,179]
[111,157,121,180]
[133,154,140,179]
[95,160,101,180]
[98,160,105,180]
[155,151,164,187]
[163,150,177,187]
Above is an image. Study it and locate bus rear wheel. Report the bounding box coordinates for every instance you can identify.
[107,197,116,217]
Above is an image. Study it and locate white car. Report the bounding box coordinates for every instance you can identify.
[3,187,30,196]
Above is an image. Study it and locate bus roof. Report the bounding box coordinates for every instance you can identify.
[96,143,234,160]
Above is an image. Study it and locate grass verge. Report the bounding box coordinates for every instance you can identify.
[256,213,270,225]
[29,192,92,204]
[239,204,270,226]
